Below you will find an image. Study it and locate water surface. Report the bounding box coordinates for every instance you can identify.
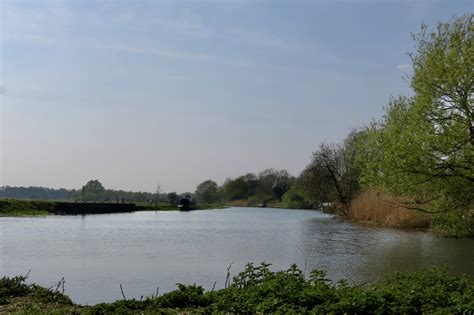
[1,207,473,305]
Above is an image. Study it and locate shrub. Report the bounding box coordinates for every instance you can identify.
[433,210,474,238]
[0,275,30,304]
[2,265,474,314]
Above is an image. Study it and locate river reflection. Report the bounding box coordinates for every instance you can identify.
[1,207,473,305]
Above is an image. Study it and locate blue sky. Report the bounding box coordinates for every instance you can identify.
[1,0,472,193]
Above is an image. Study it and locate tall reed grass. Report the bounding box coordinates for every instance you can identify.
[348,190,432,229]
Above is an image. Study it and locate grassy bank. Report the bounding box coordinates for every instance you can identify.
[0,199,55,216]
[1,264,473,314]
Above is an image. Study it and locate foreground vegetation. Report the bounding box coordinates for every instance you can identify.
[1,264,473,314]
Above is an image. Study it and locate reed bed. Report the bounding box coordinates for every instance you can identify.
[348,190,432,229]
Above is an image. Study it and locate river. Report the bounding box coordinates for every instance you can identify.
[1,207,473,305]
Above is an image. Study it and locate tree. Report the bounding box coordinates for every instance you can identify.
[155,184,163,208]
[411,14,473,146]
[155,184,162,197]
[84,180,105,193]
[195,180,219,204]
[83,180,105,201]
[221,174,258,200]
[299,161,334,207]
[257,169,294,200]
[167,192,179,205]
[300,131,362,214]
[360,15,474,213]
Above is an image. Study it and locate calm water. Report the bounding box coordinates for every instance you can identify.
[1,207,473,305]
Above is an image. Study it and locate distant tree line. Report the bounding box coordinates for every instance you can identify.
[0,186,72,201]
[0,180,190,205]
[194,169,296,206]
[191,133,362,210]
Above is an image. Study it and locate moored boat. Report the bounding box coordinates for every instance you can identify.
[178,195,197,211]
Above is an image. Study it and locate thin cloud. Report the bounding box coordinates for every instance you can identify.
[1,2,212,61]
[106,45,210,61]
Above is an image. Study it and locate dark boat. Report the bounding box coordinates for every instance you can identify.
[178,195,197,211]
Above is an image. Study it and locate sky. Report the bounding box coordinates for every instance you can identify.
[0,0,472,193]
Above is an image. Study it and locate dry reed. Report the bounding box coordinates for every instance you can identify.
[348,190,432,229]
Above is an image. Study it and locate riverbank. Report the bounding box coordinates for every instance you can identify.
[0,199,227,216]
[0,199,55,216]
[224,199,281,208]
[348,191,432,229]
[1,264,473,314]
[347,190,474,238]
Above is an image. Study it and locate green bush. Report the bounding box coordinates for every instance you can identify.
[85,300,145,315]
[433,211,474,238]
[373,267,474,313]
[281,186,312,209]
[2,264,474,314]
[156,284,212,309]
[0,275,30,304]
[0,199,55,216]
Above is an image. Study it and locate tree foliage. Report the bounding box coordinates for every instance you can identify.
[220,169,294,203]
[195,180,219,204]
[167,192,180,205]
[360,15,474,214]
[411,14,473,146]
[299,132,362,213]
[221,173,259,201]
[0,186,71,200]
[281,184,311,209]
[257,169,295,200]
[83,180,105,200]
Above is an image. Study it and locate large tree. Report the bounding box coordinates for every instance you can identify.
[411,14,473,146]
[300,131,362,214]
[82,179,105,201]
[360,15,474,213]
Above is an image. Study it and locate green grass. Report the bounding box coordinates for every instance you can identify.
[1,264,473,314]
[0,199,55,217]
